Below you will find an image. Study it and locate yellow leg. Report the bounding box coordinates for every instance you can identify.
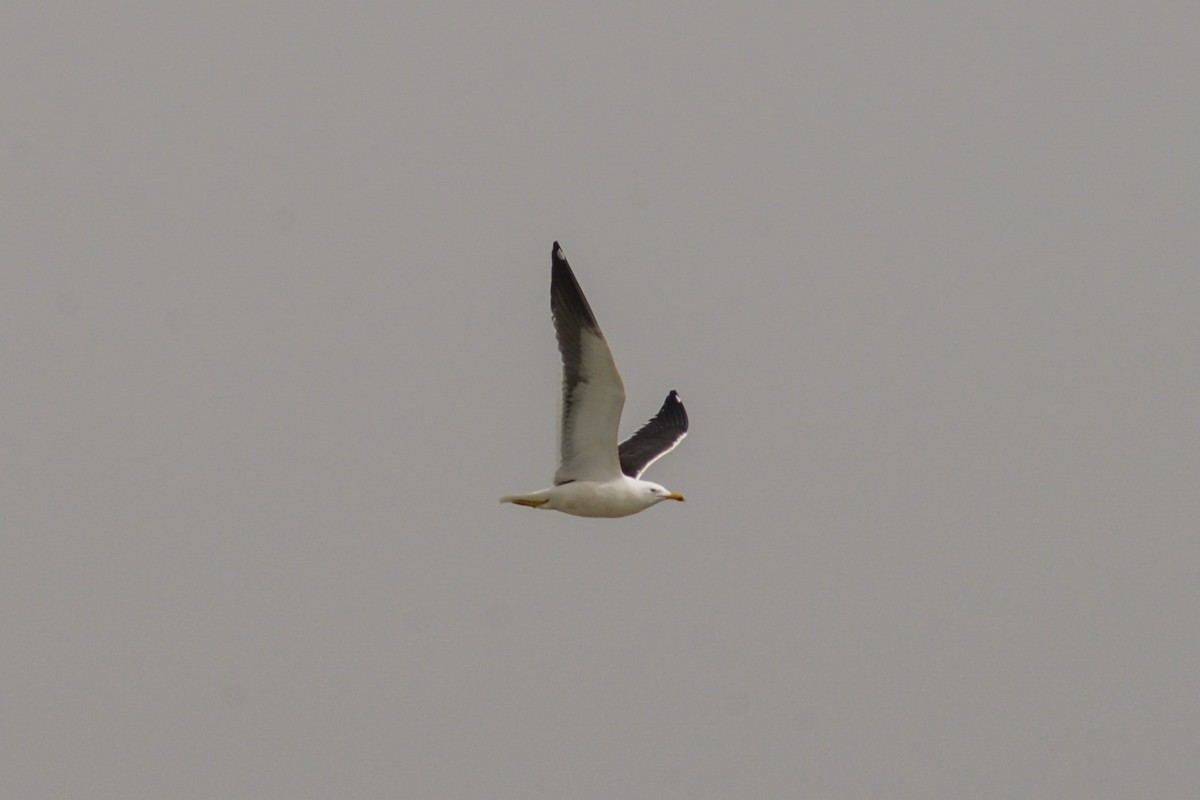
[511,498,548,508]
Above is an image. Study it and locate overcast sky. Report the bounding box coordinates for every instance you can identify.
[3,4,1198,798]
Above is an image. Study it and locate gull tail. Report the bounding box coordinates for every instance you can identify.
[499,492,550,509]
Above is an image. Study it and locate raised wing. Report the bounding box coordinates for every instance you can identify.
[618,390,688,478]
[550,242,626,484]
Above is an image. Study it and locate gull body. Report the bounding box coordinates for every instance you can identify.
[500,242,689,518]
[502,477,683,518]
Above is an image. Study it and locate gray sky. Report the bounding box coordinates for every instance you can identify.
[4,4,1198,798]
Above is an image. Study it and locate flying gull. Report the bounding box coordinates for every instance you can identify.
[500,242,688,517]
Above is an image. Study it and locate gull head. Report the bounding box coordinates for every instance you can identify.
[644,482,686,504]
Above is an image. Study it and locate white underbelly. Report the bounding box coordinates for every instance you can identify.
[548,480,649,518]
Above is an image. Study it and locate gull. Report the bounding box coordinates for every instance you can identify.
[500,242,688,517]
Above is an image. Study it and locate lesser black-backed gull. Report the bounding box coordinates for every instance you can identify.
[500,242,688,517]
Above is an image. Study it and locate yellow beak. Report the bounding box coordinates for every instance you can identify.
[666,492,686,502]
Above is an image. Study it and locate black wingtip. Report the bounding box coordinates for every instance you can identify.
[552,241,565,263]
[660,390,688,429]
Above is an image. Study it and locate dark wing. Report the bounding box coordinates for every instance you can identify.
[550,242,625,485]
[618,390,688,478]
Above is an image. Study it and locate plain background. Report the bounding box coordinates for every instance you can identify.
[3,4,1198,798]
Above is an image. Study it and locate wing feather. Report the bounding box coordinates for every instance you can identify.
[550,242,625,484]
[618,390,688,478]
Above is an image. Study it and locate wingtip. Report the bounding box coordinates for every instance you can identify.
[552,241,565,262]
[665,390,688,429]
